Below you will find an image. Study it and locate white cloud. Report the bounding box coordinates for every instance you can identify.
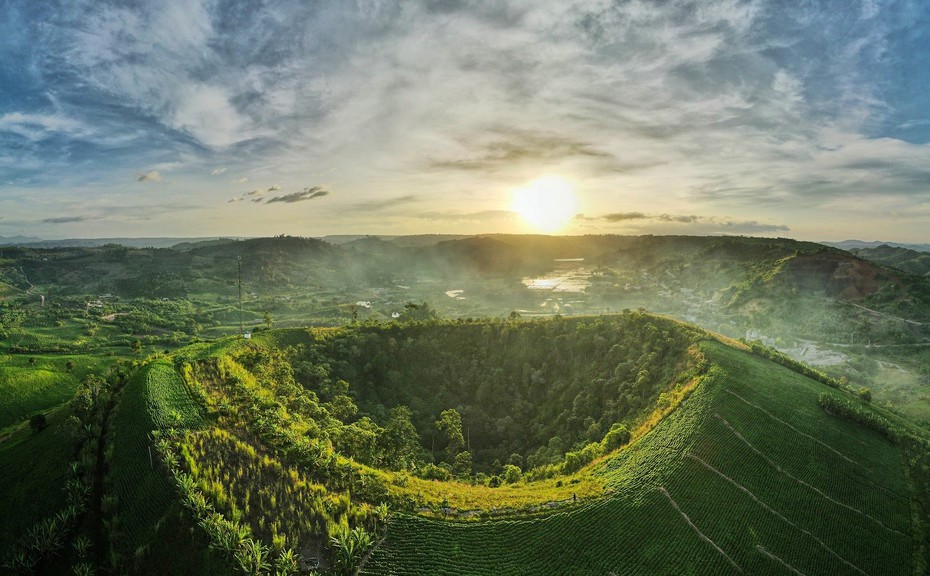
[5,0,929,242]
[61,0,253,149]
[0,112,92,140]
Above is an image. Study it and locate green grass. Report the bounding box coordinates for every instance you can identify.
[144,360,205,429]
[0,406,76,546]
[361,340,920,576]
[0,353,108,429]
[108,360,205,556]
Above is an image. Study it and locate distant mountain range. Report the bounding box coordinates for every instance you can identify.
[0,237,242,249]
[2,234,928,253]
[824,239,930,253]
[0,235,42,246]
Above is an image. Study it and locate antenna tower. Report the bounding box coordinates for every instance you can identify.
[237,255,243,337]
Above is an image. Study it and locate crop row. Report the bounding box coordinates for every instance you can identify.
[362,342,915,575]
[144,360,205,430]
[108,362,176,556]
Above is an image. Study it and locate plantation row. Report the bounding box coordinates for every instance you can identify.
[90,319,926,575]
[362,342,920,575]
[105,359,206,567]
[144,360,205,430]
[176,427,367,552]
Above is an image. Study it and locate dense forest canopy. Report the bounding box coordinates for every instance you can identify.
[232,313,703,475]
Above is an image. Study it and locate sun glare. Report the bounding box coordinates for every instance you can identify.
[511,176,577,233]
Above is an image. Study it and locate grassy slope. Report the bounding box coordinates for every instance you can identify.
[0,353,107,429]
[0,406,74,545]
[363,340,918,576]
[108,360,205,556]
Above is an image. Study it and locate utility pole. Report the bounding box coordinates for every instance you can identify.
[237,256,243,337]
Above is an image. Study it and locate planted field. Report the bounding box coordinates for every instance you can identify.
[177,427,353,558]
[108,360,205,555]
[144,360,205,430]
[0,354,106,429]
[361,341,919,576]
[0,407,75,546]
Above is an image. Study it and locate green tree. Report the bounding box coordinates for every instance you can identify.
[858,387,872,402]
[400,301,440,322]
[70,388,95,422]
[502,464,522,484]
[453,451,473,476]
[601,423,631,452]
[563,451,582,474]
[380,406,420,470]
[328,394,358,421]
[336,417,381,464]
[435,408,465,456]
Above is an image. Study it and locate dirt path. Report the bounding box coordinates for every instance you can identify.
[843,300,924,326]
[18,267,34,294]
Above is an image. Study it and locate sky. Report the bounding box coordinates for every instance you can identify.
[1,0,930,242]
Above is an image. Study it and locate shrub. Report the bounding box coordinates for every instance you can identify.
[602,423,631,452]
[502,464,522,484]
[817,393,896,442]
[419,463,451,481]
[563,452,582,474]
[29,413,47,433]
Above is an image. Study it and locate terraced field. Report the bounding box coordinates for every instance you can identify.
[361,341,918,576]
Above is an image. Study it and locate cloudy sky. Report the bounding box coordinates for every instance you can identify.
[2,0,930,241]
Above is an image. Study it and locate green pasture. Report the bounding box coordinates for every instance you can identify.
[0,353,108,429]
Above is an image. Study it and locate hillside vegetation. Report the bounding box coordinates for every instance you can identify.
[57,314,924,575]
[3,234,930,574]
[364,340,925,575]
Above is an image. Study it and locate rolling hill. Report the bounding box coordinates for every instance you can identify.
[5,314,922,575]
[3,236,930,574]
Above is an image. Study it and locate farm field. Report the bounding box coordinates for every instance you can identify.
[2,300,928,574]
[0,407,76,546]
[6,0,930,566]
[0,353,108,429]
[107,360,205,557]
[361,341,918,576]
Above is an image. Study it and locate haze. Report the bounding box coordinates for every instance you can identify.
[2,1,930,242]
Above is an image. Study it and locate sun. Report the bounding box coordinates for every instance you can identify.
[510,176,578,233]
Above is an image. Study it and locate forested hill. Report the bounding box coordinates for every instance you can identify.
[849,244,930,276]
[0,233,914,299]
[2,233,928,355]
[287,313,702,470]
[7,312,928,575]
